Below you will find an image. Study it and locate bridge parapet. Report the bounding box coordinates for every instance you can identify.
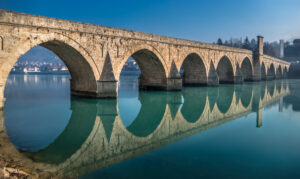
[0,10,252,54]
[263,55,290,66]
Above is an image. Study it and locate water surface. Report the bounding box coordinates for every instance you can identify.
[2,74,300,178]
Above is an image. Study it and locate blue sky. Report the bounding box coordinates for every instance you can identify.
[1,0,300,43]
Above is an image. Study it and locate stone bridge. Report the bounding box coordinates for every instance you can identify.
[0,10,291,109]
[0,80,290,177]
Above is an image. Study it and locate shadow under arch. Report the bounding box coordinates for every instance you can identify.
[180,53,207,86]
[23,97,98,164]
[216,85,235,114]
[217,56,234,83]
[241,57,253,81]
[40,40,97,94]
[126,91,167,137]
[267,63,276,80]
[181,87,207,123]
[119,48,168,90]
[261,62,267,80]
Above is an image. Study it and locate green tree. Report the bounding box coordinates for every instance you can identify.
[243,37,250,50]
[217,38,223,45]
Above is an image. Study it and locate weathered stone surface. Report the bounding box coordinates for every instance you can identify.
[0,10,291,104]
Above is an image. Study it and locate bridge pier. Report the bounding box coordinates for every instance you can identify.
[279,97,283,112]
[253,36,264,81]
[71,80,118,98]
[266,75,275,81]
[166,78,182,91]
[0,83,4,110]
[252,64,262,81]
[96,80,118,98]
[0,99,4,110]
[0,110,4,132]
[275,74,282,79]
[234,75,243,83]
[207,62,219,86]
[207,75,219,86]
[139,76,182,91]
[234,64,243,84]
[256,108,262,128]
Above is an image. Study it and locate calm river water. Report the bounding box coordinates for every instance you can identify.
[2,74,300,178]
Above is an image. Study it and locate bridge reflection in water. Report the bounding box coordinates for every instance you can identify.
[0,80,290,178]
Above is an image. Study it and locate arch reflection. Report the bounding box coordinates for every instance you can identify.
[216,85,235,113]
[181,87,207,123]
[235,84,253,108]
[125,91,167,137]
[0,79,290,178]
[24,97,98,164]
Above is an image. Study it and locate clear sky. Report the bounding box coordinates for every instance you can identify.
[1,0,300,43]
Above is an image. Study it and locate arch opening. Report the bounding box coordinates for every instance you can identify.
[119,49,167,92]
[217,56,234,83]
[267,64,275,80]
[40,40,97,94]
[3,40,98,97]
[180,53,207,86]
[3,40,99,153]
[241,57,253,81]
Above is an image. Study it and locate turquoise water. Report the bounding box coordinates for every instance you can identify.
[2,74,300,178]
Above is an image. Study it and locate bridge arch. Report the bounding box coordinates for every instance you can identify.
[0,33,99,95]
[118,44,168,90]
[241,57,253,81]
[267,63,275,80]
[180,53,207,86]
[217,56,234,83]
[261,62,267,80]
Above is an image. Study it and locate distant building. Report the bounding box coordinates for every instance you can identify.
[61,66,68,71]
[293,39,300,46]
